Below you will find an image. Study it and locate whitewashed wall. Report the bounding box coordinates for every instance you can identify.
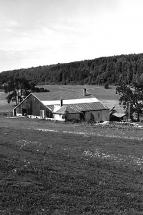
[53,114,65,121]
[53,113,80,121]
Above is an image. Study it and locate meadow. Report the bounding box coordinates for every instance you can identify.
[1,117,143,214]
[0,92,14,113]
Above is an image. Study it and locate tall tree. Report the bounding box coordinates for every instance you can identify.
[116,82,143,121]
[4,77,36,105]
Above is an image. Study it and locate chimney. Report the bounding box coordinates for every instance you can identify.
[83,88,86,96]
[60,99,63,107]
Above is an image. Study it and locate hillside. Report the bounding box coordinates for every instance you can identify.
[1,53,143,86]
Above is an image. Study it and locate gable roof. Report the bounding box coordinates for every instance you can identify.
[46,105,54,112]
[13,92,52,111]
[68,102,108,111]
[54,105,82,114]
[112,112,126,118]
[48,102,109,114]
[13,93,31,110]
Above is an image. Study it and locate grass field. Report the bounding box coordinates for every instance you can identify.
[40,84,120,100]
[1,117,143,214]
[41,85,122,111]
[0,92,14,113]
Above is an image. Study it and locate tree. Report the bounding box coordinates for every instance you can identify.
[88,113,95,124]
[104,82,109,89]
[4,77,36,105]
[116,82,143,121]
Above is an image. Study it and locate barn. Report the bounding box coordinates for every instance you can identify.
[109,106,126,122]
[13,88,109,122]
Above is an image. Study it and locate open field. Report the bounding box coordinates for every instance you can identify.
[41,85,123,112]
[40,85,120,101]
[1,117,143,214]
[0,92,14,113]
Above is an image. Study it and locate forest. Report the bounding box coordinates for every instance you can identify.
[1,53,143,86]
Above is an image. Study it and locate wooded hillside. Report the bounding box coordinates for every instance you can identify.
[1,53,143,86]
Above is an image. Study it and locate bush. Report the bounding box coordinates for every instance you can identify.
[104,82,109,89]
[88,113,95,124]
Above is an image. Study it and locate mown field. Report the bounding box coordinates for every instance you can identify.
[0,92,14,113]
[1,117,143,214]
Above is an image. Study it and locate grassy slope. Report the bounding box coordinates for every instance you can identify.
[0,92,14,113]
[40,85,119,100]
[1,117,143,214]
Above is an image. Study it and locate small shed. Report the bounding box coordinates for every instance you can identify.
[110,112,126,121]
[53,105,82,121]
[109,106,126,121]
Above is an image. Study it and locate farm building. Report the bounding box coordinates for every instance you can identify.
[13,88,109,122]
[109,106,126,121]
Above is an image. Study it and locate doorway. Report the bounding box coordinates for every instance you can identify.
[22,108,27,116]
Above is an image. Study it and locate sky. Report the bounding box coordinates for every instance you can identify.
[0,0,143,72]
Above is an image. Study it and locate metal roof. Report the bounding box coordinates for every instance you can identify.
[112,112,126,118]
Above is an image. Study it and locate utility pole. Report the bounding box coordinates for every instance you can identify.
[128,102,130,122]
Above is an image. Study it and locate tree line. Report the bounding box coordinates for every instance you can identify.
[1,53,143,86]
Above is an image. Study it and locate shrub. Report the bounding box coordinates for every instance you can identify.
[104,82,109,89]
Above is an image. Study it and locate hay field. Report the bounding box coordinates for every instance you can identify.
[40,85,124,113]
[1,117,143,214]
[40,85,119,100]
[0,92,14,113]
